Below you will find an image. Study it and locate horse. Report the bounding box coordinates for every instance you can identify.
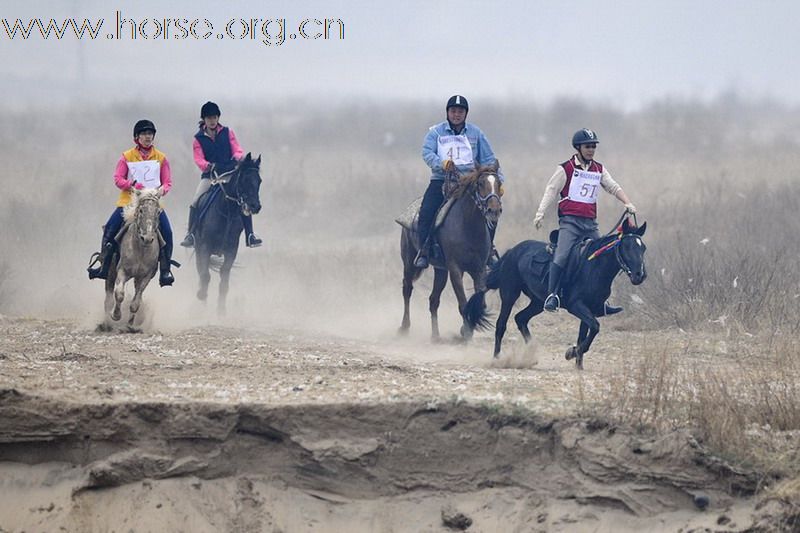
[104,188,162,329]
[399,163,502,340]
[464,218,647,369]
[194,153,262,315]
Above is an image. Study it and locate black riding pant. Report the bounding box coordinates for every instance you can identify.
[417,180,445,247]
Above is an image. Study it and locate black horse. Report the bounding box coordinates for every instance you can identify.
[194,153,263,314]
[464,218,647,369]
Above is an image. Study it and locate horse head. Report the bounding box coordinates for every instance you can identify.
[618,218,648,285]
[131,188,162,245]
[233,153,263,216]
[456,161,503,226]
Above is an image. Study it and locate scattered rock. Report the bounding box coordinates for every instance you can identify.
[693,493,710,510]
[442,505,472,530]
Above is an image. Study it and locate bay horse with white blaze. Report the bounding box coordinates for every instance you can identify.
[399,164,502,340]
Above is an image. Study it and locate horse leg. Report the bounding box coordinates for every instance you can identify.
[399,267,415,334]
[566,302,600,370]
[447,267,472,340]
[514,298,544,344]
[112,270,126,322]
[196,250,210,301]
[103,262,117,321]
[494,286,520,357]
[128,275,152,327]
[218,252,235,316]
[429,267,448,341]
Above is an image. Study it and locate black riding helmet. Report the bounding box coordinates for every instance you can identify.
[572,128,599,149]
[446,95,469,113]
[201,101,221,118]
[133,119,156,137]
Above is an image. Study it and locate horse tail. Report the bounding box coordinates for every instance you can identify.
[486,253,506,290]
[464,290,492,332]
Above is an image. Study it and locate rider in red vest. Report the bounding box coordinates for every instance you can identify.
[533,129,636,312]
[180,101,262,248]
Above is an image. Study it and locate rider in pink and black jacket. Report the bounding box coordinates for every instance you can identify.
[180,101,262,248]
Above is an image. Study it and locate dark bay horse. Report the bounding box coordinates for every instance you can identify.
[464,218,647,368]
[399,164,502,340]
[194,153,262,314]
[105,188,162,329]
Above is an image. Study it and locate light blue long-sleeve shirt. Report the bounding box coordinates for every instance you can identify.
[422,121,503,182]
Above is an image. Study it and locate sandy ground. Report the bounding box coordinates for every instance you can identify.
[0,314,794,532]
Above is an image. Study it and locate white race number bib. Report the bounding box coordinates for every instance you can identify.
[126,160,161,189]
[437,135,474,167]
[568,169,601,204]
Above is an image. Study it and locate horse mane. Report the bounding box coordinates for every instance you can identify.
[450,165,497,199]
[584,231,622,256]
[123,189,160,223]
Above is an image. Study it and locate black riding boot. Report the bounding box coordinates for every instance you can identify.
[242,214,262,248]
[544,262,564,312]
[87,237,114,280]
[180,206,197,248]
[158,247,177,287]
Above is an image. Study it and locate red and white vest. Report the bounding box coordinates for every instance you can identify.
[558,157,604,219]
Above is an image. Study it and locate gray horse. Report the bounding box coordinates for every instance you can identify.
[104,189,162,329]
[399,164,503,340]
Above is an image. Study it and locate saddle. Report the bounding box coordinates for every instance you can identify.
[537,230,593,288]
[395,195,457,269]
[196,184,223,229]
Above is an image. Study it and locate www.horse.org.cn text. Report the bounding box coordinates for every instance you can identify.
[1,11,345,46]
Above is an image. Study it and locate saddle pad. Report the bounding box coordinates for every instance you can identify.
[433,197,457,230]
[395,197,422,231]
[197,185,223,226]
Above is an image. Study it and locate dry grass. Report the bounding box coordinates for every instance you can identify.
[593,335,800,494]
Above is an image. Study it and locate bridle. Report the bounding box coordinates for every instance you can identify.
[211,166,256,215]
[473,172,502,229]
[134,195,161,241]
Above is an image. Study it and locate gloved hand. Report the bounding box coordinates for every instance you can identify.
[131,180,144,190]
[206,162,216,174]
[442,159,455,172]
[624,203,637,214]
[533,212,544,230]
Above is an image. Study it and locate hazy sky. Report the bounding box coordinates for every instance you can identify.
[2,0,797,108]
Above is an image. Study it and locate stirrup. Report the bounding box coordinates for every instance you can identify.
[544,293,560,312]
[87,251,102,269]
[159,271,175,287]
[413,250,429,269]
[246,233,262,248]
[180,233,195,248]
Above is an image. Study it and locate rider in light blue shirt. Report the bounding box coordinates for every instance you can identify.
[415,95,504,268]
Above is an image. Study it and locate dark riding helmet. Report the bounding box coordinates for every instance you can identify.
[133,119,156,137]
[201,101,221,118]
[572,128,599,149]
[446,95,469,113]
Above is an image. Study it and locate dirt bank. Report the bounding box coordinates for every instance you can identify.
[0,317,795,532]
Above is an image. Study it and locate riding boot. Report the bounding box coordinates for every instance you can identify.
[413,239,430,269]
[158,247,175,287]
[180,206,196,248]
[87,239,114,280]
[544,262,564,312]
[241,213,262,248]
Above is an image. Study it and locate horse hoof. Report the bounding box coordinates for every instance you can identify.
[576,356,584,370]
[397,326,409,337]
[111,310,121,321]
[565,346,577,360]
[460,325,474,340]
[197,291,207,301]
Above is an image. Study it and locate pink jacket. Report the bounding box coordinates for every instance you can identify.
[113,146,173,195]
[192,125,244,172]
